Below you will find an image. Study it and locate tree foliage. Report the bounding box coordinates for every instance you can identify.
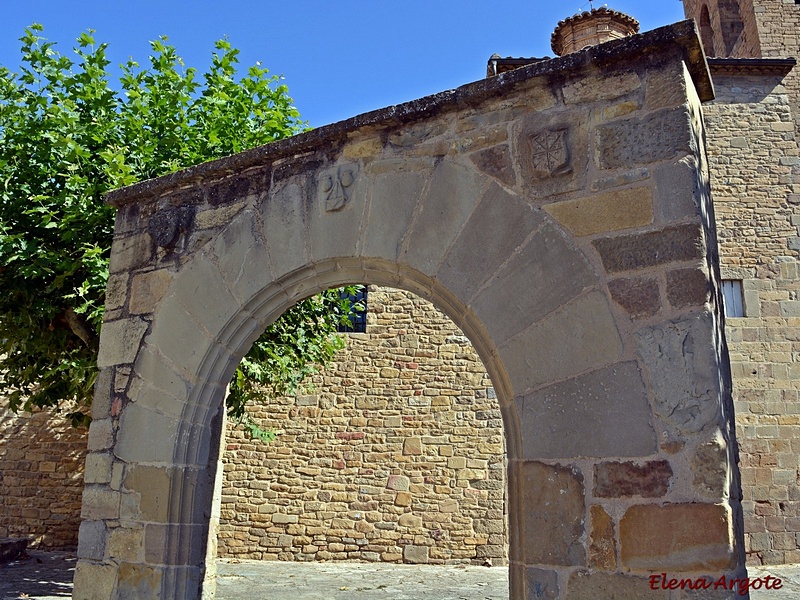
[0,24,359,433]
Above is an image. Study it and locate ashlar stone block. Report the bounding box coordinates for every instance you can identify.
[398,514,422,528]
[105,273,129,312]
[469,144,516,187]
[194,202,246,231]
[387,475,410,491]
[592,223,703,273]
[653,158,701,223]
[692,434,729,498]
[595,106,693,170]
[362,165,428,260]
[143,295,214,378]
[261,181,309,277]
[77,520,107,561]
[117,562,164,600]
[123,465,172,523]
[91,367,114,420]
[87,419,114,451]
[133,345,191,403]
[543,186,653,237]
[562,71,641,105]
[620,503,733,571]
[470,221,595,348]
[84,452,114,485]
[308,162,368,262]
[212,210,272,305]
[108,526,144,563]
[401,159,485,276]
[108,232,152,275]
[589,506,616,571]
[594,460,673,498]
[645,60,689,111]
[73,561,119,600]
[403,544,429,564]
[170,257,241,339]
[436,182,543,303]
[526,567,560,599]
[608,276,661,319]
[115,403,180,464]
[666,267,710,309]
[521,461,585,566]
[403,437,423,456]
[519,361,656,459]
[500,290,623,396]
[97,318,149,367]
[566,571,669,599]
[635,313,722,435]
[81,486,120,521]
[129,269,173,315]
[514,111,589,199]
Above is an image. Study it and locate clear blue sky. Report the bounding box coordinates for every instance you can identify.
[1,1,687,128]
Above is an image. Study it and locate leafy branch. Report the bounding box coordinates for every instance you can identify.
[0,24,349,435]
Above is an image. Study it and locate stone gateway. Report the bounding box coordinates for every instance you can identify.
[72,21,746,599]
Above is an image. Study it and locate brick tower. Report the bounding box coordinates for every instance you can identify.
[550,6,639,56]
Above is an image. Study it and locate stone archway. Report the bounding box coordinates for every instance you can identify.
[74,22,745,600]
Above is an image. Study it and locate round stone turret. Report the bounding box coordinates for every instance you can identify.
[551,6,639,56]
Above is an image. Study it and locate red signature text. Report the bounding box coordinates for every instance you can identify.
[649,573,783,596]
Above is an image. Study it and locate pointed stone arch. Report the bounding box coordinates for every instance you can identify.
[74,22,746,599]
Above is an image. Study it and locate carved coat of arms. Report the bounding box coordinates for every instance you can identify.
[528,129,572,178]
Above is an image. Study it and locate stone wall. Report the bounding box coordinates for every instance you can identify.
[703,71,800,564]
[217,286,507,564]
[750,0,800,134]
[0,407,87,548]
[0,287,508,566]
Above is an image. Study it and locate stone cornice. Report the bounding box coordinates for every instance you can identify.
[707,57,796,77]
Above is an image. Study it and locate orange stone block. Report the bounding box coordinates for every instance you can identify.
[589,505,617,570]
[620,503,733,571]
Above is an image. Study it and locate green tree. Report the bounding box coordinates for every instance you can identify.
[0,25,358,434]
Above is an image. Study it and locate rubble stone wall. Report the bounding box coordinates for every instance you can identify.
[217,286,507,564]
[0,407,87,548]
[750,0,800,134]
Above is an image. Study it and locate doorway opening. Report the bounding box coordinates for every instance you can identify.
[215,286,508,591]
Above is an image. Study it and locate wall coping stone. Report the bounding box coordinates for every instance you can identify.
[104,20,712,209]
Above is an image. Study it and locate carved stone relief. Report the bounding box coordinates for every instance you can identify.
[528,129,572,178]
[148,206,195,251]
[318,164,359,212]
[515,113,587,199]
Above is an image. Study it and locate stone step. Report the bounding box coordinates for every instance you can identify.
[0,537,29,563]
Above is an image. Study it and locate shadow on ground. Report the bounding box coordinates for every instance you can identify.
[0,551,75,600]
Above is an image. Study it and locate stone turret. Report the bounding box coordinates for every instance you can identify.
[551,6,639,56]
